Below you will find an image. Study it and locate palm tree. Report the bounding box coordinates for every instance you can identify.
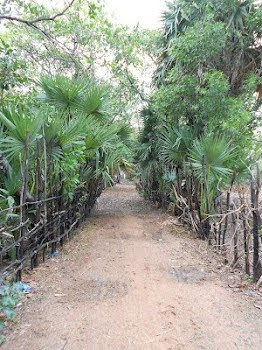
[40,75,133,189]
[158,125,196,167]
[39,75,108,119]
[155,0,203,84]
[155,0,261,93]
[0,75,133,210]
[0,106,43,162]
[188,134,237,212]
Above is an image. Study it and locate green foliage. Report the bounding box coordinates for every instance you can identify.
[138,0,260,222]
[39,76,86,111]
[188,135,236,207]
[0,71,134,233]
[0,280,24,330]
[39,76,109,119]
[1,0,157,124]
[158,126,196,166]
[156,0,261,93]
[0,106,43,162]
[0,37,27,98]
[170,20,227,70]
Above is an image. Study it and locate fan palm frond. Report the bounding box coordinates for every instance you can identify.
[76,86,109,118]
[39,75,86,111]
[59,116,86,151]
[0,107,43,162]
[85,122,118,158]
[158,126,196,166]
[115,122,133,144]
[3,166,21,196]
[39,76,109,119]
[188,134,236,192]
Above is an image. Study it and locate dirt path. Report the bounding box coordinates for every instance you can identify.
[3,183,262,350]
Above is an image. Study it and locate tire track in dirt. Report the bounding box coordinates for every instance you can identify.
[2,183,262,349]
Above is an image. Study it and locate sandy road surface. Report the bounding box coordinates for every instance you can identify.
[2,183,262,350]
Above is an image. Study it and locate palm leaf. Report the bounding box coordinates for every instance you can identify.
[188,134,236,190]
[0,107,43,162]
[39,75,86,110]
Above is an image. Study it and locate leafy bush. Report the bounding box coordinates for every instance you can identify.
[0,280,24,330]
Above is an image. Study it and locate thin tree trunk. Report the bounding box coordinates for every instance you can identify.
[49,142,56,254]
[251,165,262,282]
[239,194,250,275]
[32,138,42,268]
[231,205,238,267]
[42,127,48,262]
[17,132,29,281]
[218,200,223,250]
[201,156,210,242]
[222,172,236,245]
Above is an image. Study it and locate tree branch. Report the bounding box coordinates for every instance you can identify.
[0,0,76,26]
[124,69,150,103]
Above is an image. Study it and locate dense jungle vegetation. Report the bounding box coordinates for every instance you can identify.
[137,0,262,282]
[0,0,157,325]
[0,0,261,328]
